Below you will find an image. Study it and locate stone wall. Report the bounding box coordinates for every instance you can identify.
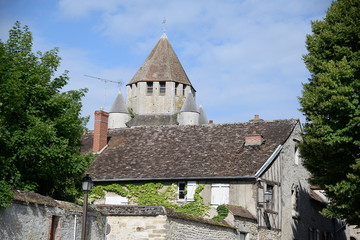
[98,205,239,240]
[0,190,105,240]
[167,217,237,240]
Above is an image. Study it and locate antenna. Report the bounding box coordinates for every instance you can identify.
[84,75,123,110]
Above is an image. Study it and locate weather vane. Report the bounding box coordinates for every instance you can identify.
[162,17,167,33]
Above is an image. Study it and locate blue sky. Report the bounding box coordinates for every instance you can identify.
[0,0,332,129]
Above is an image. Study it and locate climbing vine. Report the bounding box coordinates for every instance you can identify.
[89,183,209,217]
[212,204,229,221]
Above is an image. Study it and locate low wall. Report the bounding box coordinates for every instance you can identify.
[0,191,105,240]
[98,205,239,240]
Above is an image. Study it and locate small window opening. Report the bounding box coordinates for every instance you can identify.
[175,83,179,95]
[147,82,153,94]
[159,82,166,95]
[240,232,247,240]
[178,183,186,200]
[295,146,300,165]
[265,184,273,203]
[183,85,186,96]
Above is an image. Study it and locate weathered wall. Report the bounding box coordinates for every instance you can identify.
[167,216,237,240]
[98,205,238,240]
[0,191,105,240]
[279,122,348,240]
[106,215,167,240]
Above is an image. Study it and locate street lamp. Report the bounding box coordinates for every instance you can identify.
[81,175,93,240]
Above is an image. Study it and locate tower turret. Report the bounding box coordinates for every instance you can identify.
[126,34,195,116]
[178,92,200,125]
[108,91,131,129]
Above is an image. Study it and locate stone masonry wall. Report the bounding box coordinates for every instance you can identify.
[167,217,238,240]
[106,215,167,240]
[0,191,105,240]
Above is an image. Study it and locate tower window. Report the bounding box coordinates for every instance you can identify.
[175,83,179,95]
[183,85,186,96]
[147,82,153,94]
[159,82,166,95]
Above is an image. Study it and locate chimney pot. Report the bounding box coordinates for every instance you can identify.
[93,110,109,153]
[209,120,213,124]
[254,114,259,120]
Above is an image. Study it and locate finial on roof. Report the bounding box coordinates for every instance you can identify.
[161,17,168,39]
[162,17,166,33]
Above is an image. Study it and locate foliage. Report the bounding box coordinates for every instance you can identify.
[89,183,209,217]
[212,204,229,221]
[298,0,360,224]
[0,181,13,207]
[0,21,93,206]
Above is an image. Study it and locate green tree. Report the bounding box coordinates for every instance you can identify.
[0,22,93,206]
[299,0,360,224]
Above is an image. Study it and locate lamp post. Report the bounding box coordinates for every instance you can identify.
[81,175,93,240]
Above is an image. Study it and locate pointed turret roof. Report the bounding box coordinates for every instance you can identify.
[198,105,208,124]
[127,34,193,87]
[180,92,198,113]
[109,91,127,113]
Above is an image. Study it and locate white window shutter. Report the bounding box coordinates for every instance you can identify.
[211,184,229,205]
[186,181,197,201]
[105,196,128,205]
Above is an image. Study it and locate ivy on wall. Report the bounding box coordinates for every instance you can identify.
[89,183,209,217]
[212,204,229,221]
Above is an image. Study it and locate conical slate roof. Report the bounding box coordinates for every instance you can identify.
[180,92,198,113]
[198,105,208,124]
[127,34,193,86]
[109,91,127,113]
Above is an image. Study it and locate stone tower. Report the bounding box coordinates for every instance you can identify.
[126,33,196,117]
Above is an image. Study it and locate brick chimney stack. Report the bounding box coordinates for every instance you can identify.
[93,110,109,153]
[245,130,264,146]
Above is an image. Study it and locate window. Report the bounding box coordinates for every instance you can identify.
[265,184,273,203]
[183,85,186,96]
[239,232,247,240]
[294,146,300,165]
[105,196,128,205]
[175,83,179,95]
[291,185,299,217]
[159,82,166,95]
[147,82,153,94]
[211,183,229,205]
[178,182,186,200]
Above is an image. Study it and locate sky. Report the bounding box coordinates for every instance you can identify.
[0,0,332,129]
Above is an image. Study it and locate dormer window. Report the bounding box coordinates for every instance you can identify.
[159,82,166,95]
[147,82,153,94]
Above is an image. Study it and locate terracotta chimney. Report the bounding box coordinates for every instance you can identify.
[93,110,109,153]
[254,114,259,120]
[245,130,263,146]
[209,120,213,124]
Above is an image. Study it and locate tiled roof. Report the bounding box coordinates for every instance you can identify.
[226,205,257,221]
[127,35,193,86]
[84,119,298,181]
